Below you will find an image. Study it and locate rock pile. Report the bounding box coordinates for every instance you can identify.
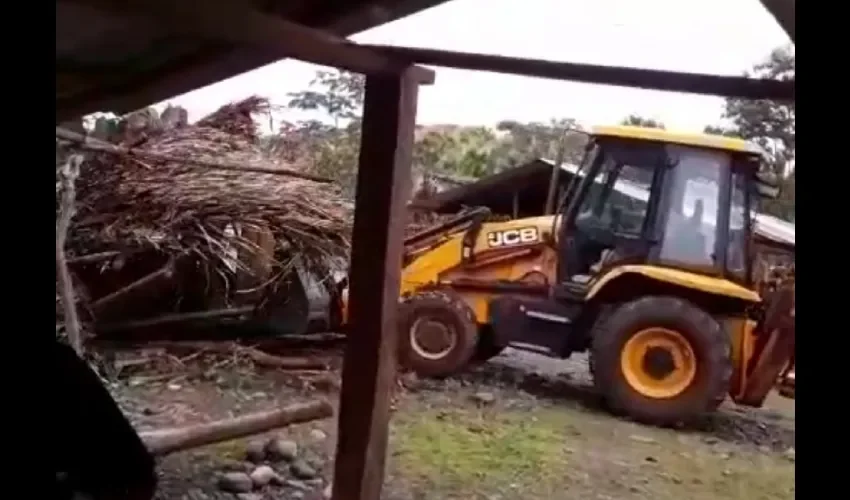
[216,433,330,499]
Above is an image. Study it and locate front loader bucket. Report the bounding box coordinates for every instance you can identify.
[234,264,313,337]
[736,284,795,407]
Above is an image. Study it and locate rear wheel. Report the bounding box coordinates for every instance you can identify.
[398,290,479,377]
[590,296,731,426]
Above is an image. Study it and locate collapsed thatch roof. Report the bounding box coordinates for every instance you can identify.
[64,97,352,277]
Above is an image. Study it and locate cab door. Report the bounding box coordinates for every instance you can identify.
[557,140,666,289]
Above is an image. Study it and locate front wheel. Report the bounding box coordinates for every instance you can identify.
[590,296,731,426]
[398,290,479,378]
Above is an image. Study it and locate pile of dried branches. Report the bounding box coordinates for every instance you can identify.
[62,97,353,290]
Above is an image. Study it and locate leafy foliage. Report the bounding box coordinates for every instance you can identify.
[265,47,795,222]
[705,45,795,221]
[620,114,666,129]
[269,69,589,195]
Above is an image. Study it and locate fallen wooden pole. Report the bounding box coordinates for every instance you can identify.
[68,250,121,265]
[135,340,331,370]
[140,400,333,456]
[56,127,335,183]
[97,306,254,333]
[91,262,178,317]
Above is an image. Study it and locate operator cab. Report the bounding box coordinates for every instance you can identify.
[557,125,775,295]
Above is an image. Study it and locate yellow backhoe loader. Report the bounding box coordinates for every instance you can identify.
[330,125,795,425]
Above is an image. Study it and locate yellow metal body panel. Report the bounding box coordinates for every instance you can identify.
[724,317,758,399]
[400,215,559,323]
[591,125,766,157]
[587,265,762,303]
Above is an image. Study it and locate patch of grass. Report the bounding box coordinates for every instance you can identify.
[637,446,795,500]
[388,398,794,500]
[562,422,795,500]
[391,406,570,498]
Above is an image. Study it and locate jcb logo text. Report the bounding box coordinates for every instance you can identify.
[486,227,540,248]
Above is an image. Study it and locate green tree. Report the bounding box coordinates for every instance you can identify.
[702,125,739,137]
[287,70,365,127]
[275,70,589,196]
[620,114,666,129]
[705,46,795,220]
[491,118,585,171]
[273,70,366,195]
[413,126,499,178]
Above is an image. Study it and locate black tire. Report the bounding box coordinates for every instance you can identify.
[398,290,479,377]
[590,296,731,426]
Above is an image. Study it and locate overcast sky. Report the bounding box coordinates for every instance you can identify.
[155,0,790,133]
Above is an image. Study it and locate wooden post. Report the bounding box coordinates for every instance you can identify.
[331,68,420,500]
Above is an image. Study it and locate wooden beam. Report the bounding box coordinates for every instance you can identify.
[364,45,796,102]
[141,400,334,456]
[331,68,420,500]
[760,0,795,43]
[62,0,435,80]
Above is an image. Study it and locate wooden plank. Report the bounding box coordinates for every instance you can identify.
[141,400,333,457]
[331,68,420,500]
[364,45,796,101]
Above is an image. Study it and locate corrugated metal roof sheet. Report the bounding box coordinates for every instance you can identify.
[753,213,795,247]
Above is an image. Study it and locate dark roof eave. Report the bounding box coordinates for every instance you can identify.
[56,0,449,121]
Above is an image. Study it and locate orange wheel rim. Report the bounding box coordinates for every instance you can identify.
[620,327,697,399]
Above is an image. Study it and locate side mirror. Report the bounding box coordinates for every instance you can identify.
[755,171,780,200]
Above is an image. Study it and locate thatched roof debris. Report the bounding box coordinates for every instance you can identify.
[58,97,353,309]
[55,96,487,333]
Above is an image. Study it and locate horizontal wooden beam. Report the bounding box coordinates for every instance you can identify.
[364,45,795,102]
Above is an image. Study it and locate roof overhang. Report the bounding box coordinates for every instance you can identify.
[760,0,795,43]
[56,0,447,122]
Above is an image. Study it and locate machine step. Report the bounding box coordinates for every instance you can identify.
[488,296,579,356]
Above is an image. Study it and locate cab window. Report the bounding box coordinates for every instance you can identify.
[726,171,749,276]
[575,152,652,237]
[658,147,727,269]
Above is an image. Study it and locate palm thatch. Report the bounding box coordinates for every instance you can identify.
[60,97,353,319]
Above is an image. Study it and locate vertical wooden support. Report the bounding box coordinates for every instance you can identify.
[331,68,420,500]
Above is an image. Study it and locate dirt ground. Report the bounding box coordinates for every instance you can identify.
[111,348,795,500]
